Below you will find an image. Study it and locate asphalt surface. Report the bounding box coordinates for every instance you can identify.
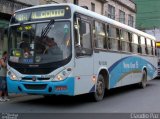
[0,79,160,113]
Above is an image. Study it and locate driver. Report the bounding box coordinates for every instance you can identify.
[43,37,58,54]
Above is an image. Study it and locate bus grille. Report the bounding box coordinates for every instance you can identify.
[22,77,50,81]
[24,84,47,90]
[16,68,53,75]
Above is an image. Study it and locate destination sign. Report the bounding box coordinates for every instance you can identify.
[12,6,71,23]
[15,12,30,22]
[31,9,65,19]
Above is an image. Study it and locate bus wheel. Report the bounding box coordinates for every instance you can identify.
[92,74,105,101]
[140,70,147,88]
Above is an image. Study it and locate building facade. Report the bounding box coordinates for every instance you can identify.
[42,0,136,27]
[104,0,136,27]
[16,0,40,5]
[0,0,38,57]
[42,0,105,15]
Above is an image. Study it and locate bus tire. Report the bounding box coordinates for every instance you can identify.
[92,74,105,102]
[139,70,147,88]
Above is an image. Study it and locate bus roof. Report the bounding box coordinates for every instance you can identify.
[15,3,156,40]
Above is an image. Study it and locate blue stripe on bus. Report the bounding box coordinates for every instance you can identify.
[89,56,156,93]
[108,56,130,72]
[7,77,75,96]
[108,56,156,88]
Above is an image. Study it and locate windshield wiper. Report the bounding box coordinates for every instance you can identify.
[41,19,55,39]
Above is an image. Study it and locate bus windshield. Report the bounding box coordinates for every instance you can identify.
[8,21,71,64]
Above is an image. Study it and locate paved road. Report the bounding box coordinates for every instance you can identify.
[0,79,160,113]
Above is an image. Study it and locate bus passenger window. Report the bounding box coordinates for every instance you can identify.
[138,36,142,54]
[80,21,91,50]
[132,34,138,53]
[74,18,92,56]
[94,21,105,49]
[108,25,119,51]
[145,38,148,54]
[121,30,129,52]
[128,32,132,52]
[146,38,152,55]
[152,40,155,55]
[141,36,146,54]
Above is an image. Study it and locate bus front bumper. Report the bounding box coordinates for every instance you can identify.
[7,77,74,96]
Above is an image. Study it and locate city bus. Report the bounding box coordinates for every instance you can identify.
[7,3,157,101]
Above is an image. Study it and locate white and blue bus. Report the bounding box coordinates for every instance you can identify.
[7,4,157,101]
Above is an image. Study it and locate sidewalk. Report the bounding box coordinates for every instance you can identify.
[8,94,27,99]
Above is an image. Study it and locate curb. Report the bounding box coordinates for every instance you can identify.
[8,94,27,99]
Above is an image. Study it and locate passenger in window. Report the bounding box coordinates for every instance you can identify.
[19,39,29,50]
[19,39,31,58]
[43,37,58,54]
[41,37,62,62]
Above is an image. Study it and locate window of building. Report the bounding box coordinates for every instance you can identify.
[94,21,106,49]
[91,2,95,12]
[74,0,79,5]
[128,15,134,27]
[108,4,115,20]
[119,10,125,24]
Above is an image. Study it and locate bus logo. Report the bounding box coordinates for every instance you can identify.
[32,76,36,81]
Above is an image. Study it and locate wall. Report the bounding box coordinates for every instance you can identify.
[78,0,103,15]
[105,0,136,27]
[43,0,103,15]
[16,0,40,5]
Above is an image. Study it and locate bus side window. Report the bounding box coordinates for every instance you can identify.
[128,32,132,52]
[116,28,121,50]
[80,20,91,50]
[151,40,153,55]
[146,38,152,55]
[94,21,105,49]
[121,30,129,52]
[74,15,92,56]
[108,25,119,51]
[141,36,146,54]
[145,38,148,54]
[106,25,109,49]
[132,34,138,53]
[152,40,155,55]
[138,36,142,54]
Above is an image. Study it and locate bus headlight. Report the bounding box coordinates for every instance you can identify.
[8,71,18,80]
[53,68,72,81]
